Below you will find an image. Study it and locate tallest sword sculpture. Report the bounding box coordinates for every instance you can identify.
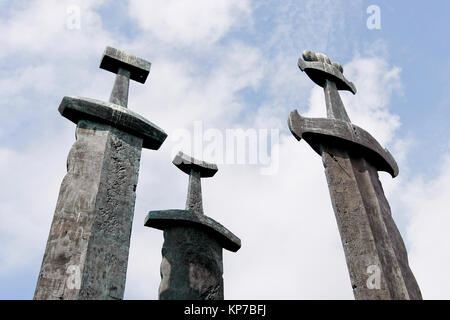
[34,47,167,300]
[288,50,422,299]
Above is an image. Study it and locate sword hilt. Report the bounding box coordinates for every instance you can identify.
[172,151,218,215]
[299,50,357,122]
[289,50,399,178]
[99,46,151,108]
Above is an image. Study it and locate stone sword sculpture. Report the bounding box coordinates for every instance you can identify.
[288,50,422,299]
[34,47,167,300]
[145,151,241,300]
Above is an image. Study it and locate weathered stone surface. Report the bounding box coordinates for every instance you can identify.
[322,143,421,299]
[100,46,151,84]
[109,68,131,107]
[288,109,398,177]
[145,153,241,300]
[172,151,218,178]
[298,56,356,94]
[59,96,167,150]
[99,47,151,107]
[34,120,142,299]
[145,210,241,252]
[186,170,204,215]
[35,46,166,300]
[288,50,422,299]
[160,226,224,300]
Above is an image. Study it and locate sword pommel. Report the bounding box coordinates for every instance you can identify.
[298,50,356,94]
[100,46,151,84]
[172,151,218,178]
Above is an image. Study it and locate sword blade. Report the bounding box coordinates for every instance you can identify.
[321,143,422,299]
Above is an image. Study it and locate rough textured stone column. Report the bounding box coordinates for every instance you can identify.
[288,50,422,299]
[34,47,167,300]
[145,152,241,300]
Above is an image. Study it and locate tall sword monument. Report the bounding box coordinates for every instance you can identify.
[288,50,422,299]
[34,47,167,300]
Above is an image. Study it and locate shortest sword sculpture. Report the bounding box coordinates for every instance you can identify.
[288,50,422,299]
[145,151,241,300]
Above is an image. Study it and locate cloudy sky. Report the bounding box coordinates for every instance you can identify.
[0,0,449,299]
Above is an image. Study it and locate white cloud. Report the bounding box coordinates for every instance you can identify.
[261,0,363,56]
[0,127,73,274]
[0,0,112,59]
[129,42,265,133]
[402,154,450,299]
[0,0,119,142]
[128,0,251,46]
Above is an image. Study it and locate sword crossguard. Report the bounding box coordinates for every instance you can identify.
[288,110,399,177]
